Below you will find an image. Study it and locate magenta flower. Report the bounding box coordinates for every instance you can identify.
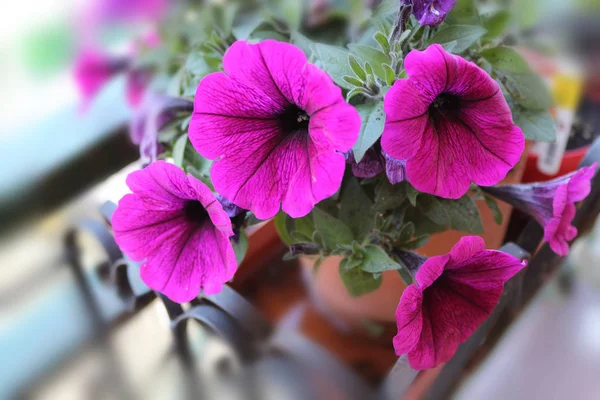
[189,40,361,219]
[381,44,525,199]
[393,236,525,370]
[74,47,128,110]
[112,161,237,303]
[130,94,193,162]
[401,0,457,26]
[483,164,597,256]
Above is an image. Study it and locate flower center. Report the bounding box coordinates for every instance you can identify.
[278,104,310,136]
[183,200,209,224]
[429,93,461,119]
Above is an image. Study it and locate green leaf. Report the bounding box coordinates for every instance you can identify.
[484,195,503,225]
[294,215,316,240]
[173,134,188,168]
[428,25,487,53]
[348,44,391,79]
[407,213,447,237]
[374,180,407,212]
[446,0,479,25]
[512,107,556,142]
[313,43,355,90]
[497,69,553,110]
[374,31,390,53]
[406,185,420,207]
[480,46,532,73]
[233,230,249,264]
[275,212,293,245]
[232,12,264,40]
[349,55,367,81]
[346,87,369,101]
[341,255,363,270]
[279,0,304,30]
[312,208,354,250]
[343,75,364,87]
[482,10,511,41]
[291,31,314,58]
[418,195,484,234]
[397,222,415,244]
[480,47,553,110]
[360,245,402,273]
[352,102,385,162]
[372,0,397,19]
[339,262,382,297]
[383,64,396,86]
[340,178,375,241]
[185,52,213,77]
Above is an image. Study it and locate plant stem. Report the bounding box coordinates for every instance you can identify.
[390,5,412,43]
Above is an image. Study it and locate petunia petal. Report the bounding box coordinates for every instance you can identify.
[408,278,501,370]
[404,117,473,199]
[382,80,429,161]
[457,98,525,187]
[441,47,499,101]
[415,254,449,289]
[301,63,347,116]
[140,221,237,303]
[445,251,525,290]
[126,161,194,207]
[402,44,447,101]
[283,143,346,218]
[566,163,597,202]
[309,100,361,152]
[447,236,486,265]
[545,202,577,256]
[222,40,307,107]
[393,285,424,355]
[112,194,186,260]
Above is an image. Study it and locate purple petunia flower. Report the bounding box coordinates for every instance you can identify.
[383,151,407,184]
[393,236,525,370]
[112,161,237,303]
[130,94,193,162]
[347,148,385,179]
[347,147,407,184]
[401,0,457,27]
[381,44,525,199]
[483,164,598,256]
[74,47,128,110]
[189,40,361,220]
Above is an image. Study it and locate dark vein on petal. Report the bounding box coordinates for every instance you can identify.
[443,281,490,313]
[389,109,428,124]
[232,135,290,202]
[162,226,198,292]
[196,112,277,121]
[455,113,512,166]
[116,212,185,233]
[459,88,500,103]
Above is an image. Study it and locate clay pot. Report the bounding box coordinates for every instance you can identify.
[301,149,529,331]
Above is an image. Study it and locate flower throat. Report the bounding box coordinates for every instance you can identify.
[279,104,310,136]
[183,200,209,224]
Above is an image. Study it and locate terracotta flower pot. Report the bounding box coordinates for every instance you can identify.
[301,149,529,331]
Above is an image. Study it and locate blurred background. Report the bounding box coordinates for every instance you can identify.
[1,0,600,399]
